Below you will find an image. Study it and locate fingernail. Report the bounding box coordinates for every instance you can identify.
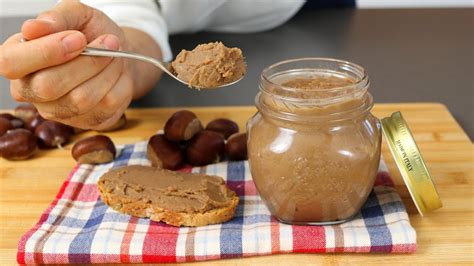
[101,35,120,50]
[62,32,84,53]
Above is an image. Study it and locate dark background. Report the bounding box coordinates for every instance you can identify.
[1,8,473,139]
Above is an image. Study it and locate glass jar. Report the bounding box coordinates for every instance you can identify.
[247,58,381,225]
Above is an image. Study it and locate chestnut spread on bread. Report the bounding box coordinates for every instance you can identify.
[97,165,239,226]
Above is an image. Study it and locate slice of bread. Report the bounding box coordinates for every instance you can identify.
[97,165,239,227]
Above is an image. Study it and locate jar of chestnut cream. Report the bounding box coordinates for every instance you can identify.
[247,58,381,224]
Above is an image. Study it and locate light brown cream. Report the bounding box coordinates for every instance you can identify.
[170,42,246,88]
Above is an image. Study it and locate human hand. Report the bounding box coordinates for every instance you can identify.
[0,0,134,130]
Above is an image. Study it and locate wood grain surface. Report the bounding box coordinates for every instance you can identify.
[0,103,472,265]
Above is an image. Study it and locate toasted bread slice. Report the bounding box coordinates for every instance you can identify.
[97,165,239,227]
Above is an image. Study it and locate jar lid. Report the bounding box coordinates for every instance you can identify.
[381,111,442,215]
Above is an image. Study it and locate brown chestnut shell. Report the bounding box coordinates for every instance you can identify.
[0,128,38,160]
[0,117,13,136]
[14,103,38,122]
[186,130,225,166]
[147,134,185,170]
[0,113,15,121]
[225,132,248,161]
[35,120,73,148]
[164,110,203,142]
[25,114,45,132]
[206,118,239,139]
[10,118,24,129]
[71,135,116,164]
[0,113,23,128]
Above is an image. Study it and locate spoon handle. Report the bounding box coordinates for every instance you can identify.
[81,47,184,84]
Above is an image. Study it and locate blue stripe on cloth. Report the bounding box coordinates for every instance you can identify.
[360,191,393,252]
[243,214,270,225]
[44,208,133,229]
[68,200,108,263]
[225,161,246,196]
[379,190,412,244]
[226,161,246,182]
[113,144,135,167]
[220,161,245,258]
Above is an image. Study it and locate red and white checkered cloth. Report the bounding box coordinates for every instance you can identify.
[17,141,416,264]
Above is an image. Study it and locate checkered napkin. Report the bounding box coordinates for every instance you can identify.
[17,141,416,264]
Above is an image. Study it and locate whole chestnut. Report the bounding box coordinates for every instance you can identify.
[0,117,13,136]
[186,130,225,166]
[0,128,37,160]
[35,120,73,148]
[97,114,127,132]
[147,134,184,170]
[72,135,116,164]
[25,114,45,132]
[205,118,239,139]
[225,132,248,161]
[14,103,38,122]
[164,110,203,142]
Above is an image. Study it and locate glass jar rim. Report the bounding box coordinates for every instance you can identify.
[261,57,369,94]
[255,91,375,123]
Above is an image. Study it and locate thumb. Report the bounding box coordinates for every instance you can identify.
[22,0,123,43]
[22,0,94,40]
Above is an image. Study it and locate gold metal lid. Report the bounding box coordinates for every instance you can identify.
[381,111,442,215]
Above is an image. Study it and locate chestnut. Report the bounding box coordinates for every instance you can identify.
[25,114,45,132]
[97,114,127,132]
[147,134,184,170]
[71,135,116,164]
[0,128,37,160]
[186,130,225,166]
[0,113,15,120]
[225,132,248,161]
[14,103,38,122]
[206,118,239,139]
[0,117,13,136]
[10,118,24,129]
[164,110,203,142]
[35,120,73,148]
[0,113,24,128]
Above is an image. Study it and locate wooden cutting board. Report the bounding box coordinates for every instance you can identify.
[0,103,472,265]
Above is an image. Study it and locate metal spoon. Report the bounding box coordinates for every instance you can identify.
[21,36,243,88]
[81,47,243,88]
